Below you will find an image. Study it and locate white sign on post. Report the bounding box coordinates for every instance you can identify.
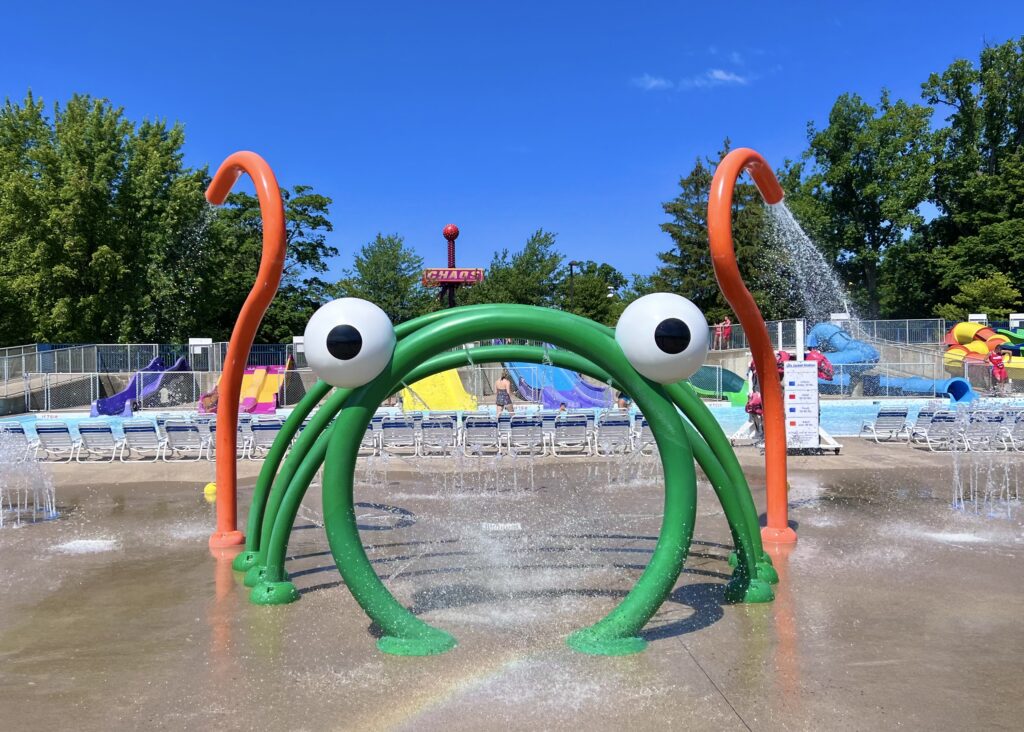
[783,360,820,449]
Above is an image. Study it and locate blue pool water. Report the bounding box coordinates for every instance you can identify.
[4,398,1000,440]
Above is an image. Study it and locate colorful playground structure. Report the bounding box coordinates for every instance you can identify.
[811,323,973,401]
[90,356,190,417]
[204,146,795,657]
[944,321,1024,379]
[199,364,288,415]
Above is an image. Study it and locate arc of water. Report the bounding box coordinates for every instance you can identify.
[707,148,796,544]
[206,151,287,549]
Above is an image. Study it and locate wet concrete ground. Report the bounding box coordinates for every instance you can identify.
[1,443,1023,730]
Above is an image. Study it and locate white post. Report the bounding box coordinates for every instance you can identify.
[776,321,783,351]
[795,319,805,361]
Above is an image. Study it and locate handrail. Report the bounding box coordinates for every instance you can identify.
[206,151,287,549]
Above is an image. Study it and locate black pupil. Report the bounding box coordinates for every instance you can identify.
[326,324,362,360]
[654,318,690,354]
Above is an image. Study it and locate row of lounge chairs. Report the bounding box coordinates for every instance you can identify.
[0,409,658,463]
[363,410,654,457]
[0,415,285,463]
[860,402,1024,452]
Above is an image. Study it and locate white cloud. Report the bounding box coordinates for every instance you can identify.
[679,68,751,90]
[729,50,744,65]
[630,73,674,91]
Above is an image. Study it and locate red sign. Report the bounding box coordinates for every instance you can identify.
[422,268,485,286]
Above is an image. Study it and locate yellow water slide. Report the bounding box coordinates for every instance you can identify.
[255,369,285,406]
[401,369,478,411]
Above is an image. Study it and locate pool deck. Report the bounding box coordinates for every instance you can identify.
[1,442,1022,730]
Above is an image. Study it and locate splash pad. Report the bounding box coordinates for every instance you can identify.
[207,146,793,656]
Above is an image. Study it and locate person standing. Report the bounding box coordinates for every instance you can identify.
[721,316,733,350]
[988,346,1009,396]
[495,372,514,415]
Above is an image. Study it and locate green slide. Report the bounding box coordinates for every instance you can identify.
[690,365,749,407]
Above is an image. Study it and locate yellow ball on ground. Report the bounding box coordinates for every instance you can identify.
[203,482,217,503]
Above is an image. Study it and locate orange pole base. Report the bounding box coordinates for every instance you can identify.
[761,526,798,544]
[209,530,246,549]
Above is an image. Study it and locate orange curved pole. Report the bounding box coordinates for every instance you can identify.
[206,151,287,549]
[707,148,796,544]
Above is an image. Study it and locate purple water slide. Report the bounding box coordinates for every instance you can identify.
[90,356,190,417]
[508,363,610,410]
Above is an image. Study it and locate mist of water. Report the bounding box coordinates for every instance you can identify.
[765,202,857,324]
[0,431,57,527]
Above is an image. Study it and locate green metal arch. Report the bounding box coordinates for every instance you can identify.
[242,304,773,657]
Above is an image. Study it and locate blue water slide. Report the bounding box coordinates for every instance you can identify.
[808,322,973,402]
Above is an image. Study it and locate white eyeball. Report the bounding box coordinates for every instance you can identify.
[615,293,709,384]
[304,298,396,388]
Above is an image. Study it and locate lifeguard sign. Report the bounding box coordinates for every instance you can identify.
[426,224,484,307]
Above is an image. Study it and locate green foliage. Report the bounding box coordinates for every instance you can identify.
[933,272,1022,321]
[205,186,336,342]
[460,229,563,307]
[335,233,434,324]
[785,92,933,317]
[0,91,337,345]
[654,141,792,322]
[556,260,627,326]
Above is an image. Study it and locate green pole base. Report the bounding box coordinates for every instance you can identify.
[376,630,457,657]
[232,550,260,573]
[249,581,300,605]
[566,628,648,656]
[756,560,780,584]
[723,576,774,604]
[728,551,778,584]
[244,564,288,588]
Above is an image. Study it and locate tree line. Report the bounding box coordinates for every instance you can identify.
[1,38,1022,347]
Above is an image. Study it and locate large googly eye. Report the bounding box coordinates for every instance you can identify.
[304,298,396,388]
[615,293,710,384]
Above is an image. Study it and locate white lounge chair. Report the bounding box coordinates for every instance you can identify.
[462,415,501,456]
[163,420,208,461]
[121,419,167,461]
[859,406,909,443]
[76,420,125,462]
[247,419,283,460]
[358,424,378,456]
[419,415,457,456]
[921,411,964,452]
[507,415,546,456]
[550,414,591,456]
[0,420,39,462]
[908,404,941,444]
[633,416,657,455]
[34,421,81,462]
[999,411,1024,451]
[595,412,633,455]
[379,415,418,457]
[962,411,1007,452]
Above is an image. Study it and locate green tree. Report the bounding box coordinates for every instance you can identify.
[921,38,1024,312]
[787,92,933,317]
[0,92,214,343]
[204,185,337,342]
[335,233,434,324]
[933,272,1022,321]
[460,229,563,307]
[557,260,627,325]
[654,141,790,322]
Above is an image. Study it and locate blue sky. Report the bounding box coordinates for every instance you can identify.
[3,2,1021,282]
